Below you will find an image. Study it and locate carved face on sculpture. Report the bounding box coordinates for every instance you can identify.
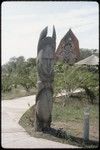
[37,26,56,76]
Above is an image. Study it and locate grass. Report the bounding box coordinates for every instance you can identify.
[52,102,83,122]
[52,99,99,141]
[53,99,99,123]
[19,96,99,148]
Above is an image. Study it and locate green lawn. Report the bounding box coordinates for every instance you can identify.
[52,100,99,123]
[52,97,99,142]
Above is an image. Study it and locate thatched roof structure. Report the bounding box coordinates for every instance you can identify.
[75,54,99,65]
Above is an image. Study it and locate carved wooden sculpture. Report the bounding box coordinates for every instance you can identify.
[34,26,56,131]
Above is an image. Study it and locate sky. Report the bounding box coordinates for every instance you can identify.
[2,1,99,65]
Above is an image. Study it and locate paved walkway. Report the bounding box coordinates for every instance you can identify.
[2,95,78,148]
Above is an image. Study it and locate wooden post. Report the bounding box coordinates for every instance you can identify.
[83,107,90,143]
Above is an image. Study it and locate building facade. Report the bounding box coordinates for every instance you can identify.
[55,29,80,64]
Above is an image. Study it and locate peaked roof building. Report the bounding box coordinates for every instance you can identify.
[55,29,80,64]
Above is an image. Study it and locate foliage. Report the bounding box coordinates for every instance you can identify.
[2,56,37,93]
[54,61,99,104]
[2,49,99,104]
[79,48,98,61]
[2,75,12,92]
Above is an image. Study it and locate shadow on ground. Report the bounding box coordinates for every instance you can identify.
[42,127,99,148]
[18,105,99,148]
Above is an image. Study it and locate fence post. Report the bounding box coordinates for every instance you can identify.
[83,106,90,143]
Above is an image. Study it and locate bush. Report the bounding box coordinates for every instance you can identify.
[54,62,99,104]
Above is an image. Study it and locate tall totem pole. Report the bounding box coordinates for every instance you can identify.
[34,26,56,131]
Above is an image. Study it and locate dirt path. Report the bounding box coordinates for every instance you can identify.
[1,95,78,148]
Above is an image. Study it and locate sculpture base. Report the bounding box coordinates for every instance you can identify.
[34,113,52,132]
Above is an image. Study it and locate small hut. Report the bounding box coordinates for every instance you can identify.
[75,54,99,72]
[75,54,99,66]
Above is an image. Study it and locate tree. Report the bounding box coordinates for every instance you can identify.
[2,75,12,92]
[54,61,99,104]
[26,58,36,68]
[2,56,37,93]
[15,57,37,93]
[79,48,92,61]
